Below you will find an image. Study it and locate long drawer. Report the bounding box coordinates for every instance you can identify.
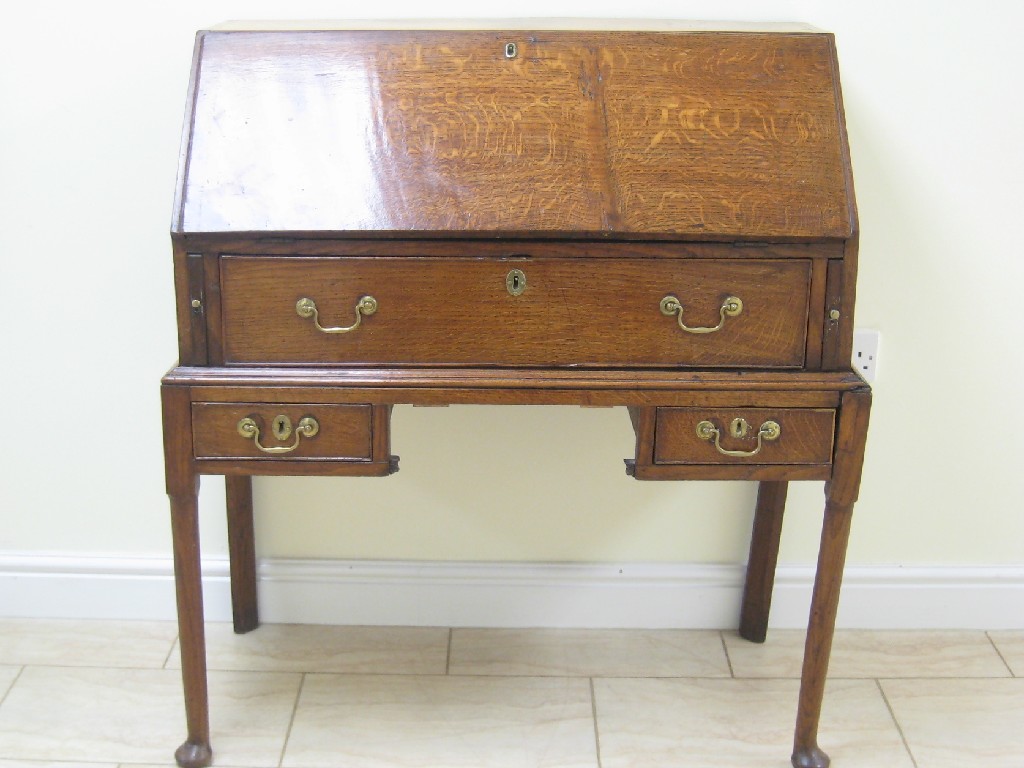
[218,256,811,367]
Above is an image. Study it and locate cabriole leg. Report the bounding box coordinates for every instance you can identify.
[171,488,212,768]
[791,497,853,768]
[163,384,212,768]
[791,389,870,768]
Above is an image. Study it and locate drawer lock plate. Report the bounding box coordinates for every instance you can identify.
[272,414,292,441]
[506,269,527,296]
[729,417,750,439]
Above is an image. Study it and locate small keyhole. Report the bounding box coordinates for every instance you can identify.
[272,415,292,441]
[506,269,526,296]
[505,42,517,59]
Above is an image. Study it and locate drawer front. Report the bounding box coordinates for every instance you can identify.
[220,256,810,367]
[192,402,372,461]
[654,407,835,465]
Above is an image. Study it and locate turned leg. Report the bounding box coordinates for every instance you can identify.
[163,385,213,768]
[791,389,871,768]
[226,475,259,633]
[739,480,788,643]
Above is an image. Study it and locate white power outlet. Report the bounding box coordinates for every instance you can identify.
[852,329,880,382]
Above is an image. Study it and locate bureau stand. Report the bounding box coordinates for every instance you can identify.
[162,23,871,768]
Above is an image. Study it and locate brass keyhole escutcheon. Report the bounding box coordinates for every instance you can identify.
[505,42,518,59]
[506,269,527,296]
[729,418,750,439]
[271,414,292,442]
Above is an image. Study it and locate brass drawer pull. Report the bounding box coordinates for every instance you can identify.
[696,418,780,458]
[237,415,319,454]
[296,295,377,334]
[660,295,743,334]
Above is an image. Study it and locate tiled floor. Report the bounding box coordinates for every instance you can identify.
[0,620,1021,767]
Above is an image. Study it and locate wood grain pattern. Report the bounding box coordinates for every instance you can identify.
[176,30,852,239]
[176,236,845,259]
[161,384,211,768]
[162,25,868,768]
[627,462,830,482]
[218,256,811,367]
[739,481,789,643]
[793,388,870,767]
[164,365,865,392]
[182,31,606,235]
[821,258,846,370]
[653,407,834,465]
[601,33,849,238]
[194,458,398,477]
[793,496,853,768]
[186,384,844,409]
[192,402,373,461]
[225,475,258,634]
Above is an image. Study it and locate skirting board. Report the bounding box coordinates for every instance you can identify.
[1,554,1022,629]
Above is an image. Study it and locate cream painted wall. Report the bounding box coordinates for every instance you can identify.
[2,1,1022,573]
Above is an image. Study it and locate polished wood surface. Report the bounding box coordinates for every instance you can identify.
[192,403,373,460]
[164,25,868,768]
[740,480,789,643]
[219,256,811,367]
[167,367,864,392]
[162,385,212,768]
[602,33,849,237]
[654,407,835,465]
[176,30,852,239]
[793,389,871,768]
[225,476,258,634]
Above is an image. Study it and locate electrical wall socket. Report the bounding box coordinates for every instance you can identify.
[852,329,880,382]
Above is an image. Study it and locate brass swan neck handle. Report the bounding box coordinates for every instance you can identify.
[660,295,742,334]
[237,416,319,454]
[296,296,377,334]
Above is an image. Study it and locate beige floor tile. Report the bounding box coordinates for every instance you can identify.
[725,629,1012,679]
[988,631,1024,676]
[882,678,1024,768]
[284,673,598,767]
[0,667,20,701]
[449,628,730,678]
[166,623,449,674]
[595,677,913,768]
[0,666,299,767]
[0,620,177,669]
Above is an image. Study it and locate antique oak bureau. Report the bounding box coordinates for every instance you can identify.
[161,22,870,768]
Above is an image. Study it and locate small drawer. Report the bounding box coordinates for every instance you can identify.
[654,407,835,465]
[192,403,373,461]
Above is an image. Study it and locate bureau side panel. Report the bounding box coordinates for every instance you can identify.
[171,242,208,365]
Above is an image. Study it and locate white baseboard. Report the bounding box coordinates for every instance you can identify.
[1,554,1022,629]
